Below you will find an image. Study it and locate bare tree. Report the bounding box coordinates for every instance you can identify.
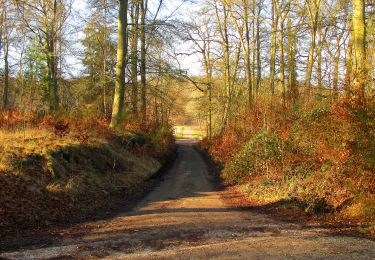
[110,0,129,128]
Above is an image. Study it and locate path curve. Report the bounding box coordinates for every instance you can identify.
[1,139,374,259]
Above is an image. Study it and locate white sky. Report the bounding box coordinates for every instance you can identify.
[65,0,202,77]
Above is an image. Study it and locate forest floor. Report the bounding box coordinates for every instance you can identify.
[0,138,374,259]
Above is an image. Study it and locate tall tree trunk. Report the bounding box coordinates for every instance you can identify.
[332,2,348,102]
[130,0,140,116]
[230,0,252,105]
[352,0,366,104]
[47,38,59,112]
[19,35,26,111]
[305,27,316,94]
[2,4,9,110]
[215,0,231,124]
[332,52,339,100]
[0,3,3,60]
[344,33,353,96]
[203,39,213,139]
[305,0,320,96]
[223,3,231,122]
[140,0,147,123]
[243,0,252,105]
[251,0,256,101]
[256,1,262,96]
[103,0,109,116]
[287,18,298,104]
[110,0,129,128]
[278,17,286,108]
[317,21,322,92]
[103,47,108,116]
[46,0,59,112]
[270,0,278,95]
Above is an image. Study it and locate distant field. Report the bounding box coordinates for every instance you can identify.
[174,126,205,140]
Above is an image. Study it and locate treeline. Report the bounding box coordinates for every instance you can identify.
[188,0,374,225]
[0,0,186,128]
[0,0,374,130]
[183,0,373,137]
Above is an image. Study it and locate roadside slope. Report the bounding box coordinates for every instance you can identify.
[0,125,175,239]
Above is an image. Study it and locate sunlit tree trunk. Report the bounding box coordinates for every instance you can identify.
[251,0,256,101]
[2,4,9,110]
[140,0,147,123]
[352,0,366,104]
[130,0,140,116]
[344,32,353,96]
[275,1,288,108]
[305,0,321,96]
[102,0,109,116]
[317,20,323,92]
[278,24,286,108]
[0,1,3,63]
[229,0,252,105]
[256,1,262,96]
[223,3,231,121]
[270,0,278,95]
[214,0,231,124]
[46,35,59,112]
[203,32,213,139]
[204,46,213,139]
[332,33,342,101]
[243,0,252,105]
[46,0,59,112]
[110,0,129,128]
[287,18,298,105]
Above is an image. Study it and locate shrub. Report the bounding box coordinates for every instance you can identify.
[201,98,374,224]
[223,129,281,185]
[146,124,176,160]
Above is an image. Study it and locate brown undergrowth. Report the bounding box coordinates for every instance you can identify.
[200,98,375,238]
[0,113,176,237]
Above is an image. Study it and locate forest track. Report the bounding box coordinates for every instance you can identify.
[1,139,374,259]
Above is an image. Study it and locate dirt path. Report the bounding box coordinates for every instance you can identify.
[1,139,374,259]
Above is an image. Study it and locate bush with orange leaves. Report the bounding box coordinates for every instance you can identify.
[201,99,375,224]
[0,109,27,129]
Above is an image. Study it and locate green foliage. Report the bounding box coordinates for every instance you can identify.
[304,106,331,121]
[24,40,51,105]
[349,103,375,168]
[147,124,176,160]
[223,129,281,184]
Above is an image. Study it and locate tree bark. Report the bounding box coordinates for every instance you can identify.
[352,0,366,104]
[251,0,256,101]
[256,1,262,96]
[305,0,320,96]
[276,2,287,109]
[140,0,147,123]
[317,20,322,92]
[287,18,298,104]
[130,0,140,116]
[2,4,9,110]
[110,0,129,128]
[270,0,278,95]
[243,0,252,105]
